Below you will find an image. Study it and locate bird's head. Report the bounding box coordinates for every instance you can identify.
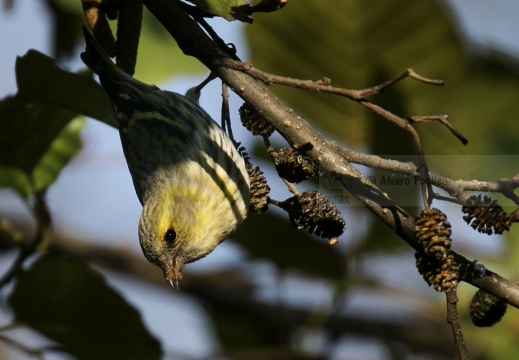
[138,187,234,288]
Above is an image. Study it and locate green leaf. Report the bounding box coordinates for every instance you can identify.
[232,212,345,278]
[0,102,85,196]
[0,167,32,197]
[0,99,84,196]
[0,50,107,196]
[186,0,252,22]
[0,100,77,173]
[32,116,85,193]
[15,49,115,127]
[9,254,162,360]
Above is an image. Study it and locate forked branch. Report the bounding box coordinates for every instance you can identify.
[140,0,519,311]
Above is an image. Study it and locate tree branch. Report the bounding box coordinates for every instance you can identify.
[140,0,519,309]
[445,290,469,359]
[336,146,519,205]
[223,60,467,145]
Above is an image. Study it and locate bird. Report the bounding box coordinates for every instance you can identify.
[81,27,250,288]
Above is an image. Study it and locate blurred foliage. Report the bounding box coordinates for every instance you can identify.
[362,68,419,252]
[9,253,162,360]
[0,51,88,197]
[210,305,286,349]
[233,212,345,278]
[246,0,519,358]
[246,0,464,147]
[446,51,519,156]
[1,0,519,359]
[13,49,114,124]
[246,0,519,245]
[44,0,84,59]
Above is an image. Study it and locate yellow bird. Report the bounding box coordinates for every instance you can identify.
[81,28,250,288]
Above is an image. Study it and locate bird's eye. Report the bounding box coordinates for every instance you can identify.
[164,228,176,242]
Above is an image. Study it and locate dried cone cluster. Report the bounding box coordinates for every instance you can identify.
[462,195,512,235]
[415,252,459,292]
[247,162,270,213]
[274,147,319,183]
[239,102,275,137]
[278,190,345,244]
[240,148,270,213]
[414,208,459,292]
[469,289,507,327]
[239,104,344,244]
[415,208,452,260]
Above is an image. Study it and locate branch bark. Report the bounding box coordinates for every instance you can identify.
[140,0,519,309]
[446,290,469,359]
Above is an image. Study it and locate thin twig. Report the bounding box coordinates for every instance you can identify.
[407,69,445,85]
[223,61,443,99]
[263,135,276,158]
[502,188,519,205]
[282,179,300,195]
[181,2,241,61]
[409,115,468,145]
[356,68,444,97]
[407,124,431,209]
[263,136,300,195]
[355,99,433,208]
[432,195,463,205]
[221,82,234,141]
[335,146,519,206]
[222,60,465,146]
[185,71,217,103]
[446,290,470,359]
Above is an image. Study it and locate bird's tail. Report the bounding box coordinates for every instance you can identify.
[81,27,125,80]
[81,26,156,95]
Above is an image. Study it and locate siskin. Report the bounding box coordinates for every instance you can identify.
[81,28,250,288]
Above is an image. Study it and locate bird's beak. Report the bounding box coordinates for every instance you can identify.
[159,254,185,289]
